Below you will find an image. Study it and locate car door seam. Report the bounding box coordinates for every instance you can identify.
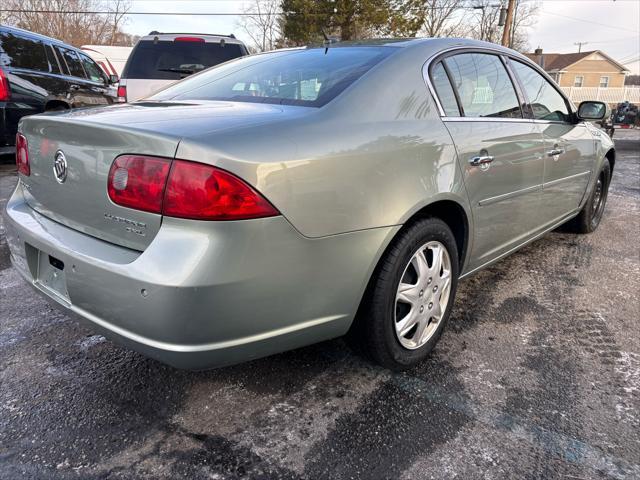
[478,184,542,207]
[542,171,592,189]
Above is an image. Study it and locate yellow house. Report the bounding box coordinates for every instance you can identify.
[525,50,628,88]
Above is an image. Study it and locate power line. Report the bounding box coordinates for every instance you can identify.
[0,4,486,15]
[588,36,640,44]
[539,10,639,33]
[1,9,299,15]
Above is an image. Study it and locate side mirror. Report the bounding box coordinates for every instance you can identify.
[109,74,119,85]
[577,101,609,121]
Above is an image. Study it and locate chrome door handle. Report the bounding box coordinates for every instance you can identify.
[547,148,565,157]
[469,155,494,166]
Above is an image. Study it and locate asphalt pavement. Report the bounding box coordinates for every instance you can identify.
[0,130,638,480]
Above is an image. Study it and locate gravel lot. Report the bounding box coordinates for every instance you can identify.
[1,130,638,480]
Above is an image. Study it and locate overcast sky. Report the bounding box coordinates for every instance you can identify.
[121,0,640,74]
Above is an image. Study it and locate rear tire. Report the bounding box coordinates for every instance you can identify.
[354,218,459,371]
[565,160,611,234]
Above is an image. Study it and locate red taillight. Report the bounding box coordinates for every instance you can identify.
[0,67,9,101]
[164,160,279,220]
[16,133,30,176]
[174,37,205,43]
[117,85,127,102]
[107,155,279,221]
[107,155,171,213]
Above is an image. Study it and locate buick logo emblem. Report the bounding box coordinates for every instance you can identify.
[53,150,67,183]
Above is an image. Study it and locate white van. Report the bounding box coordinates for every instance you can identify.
[81,45,133,78]
[117,32,248,102]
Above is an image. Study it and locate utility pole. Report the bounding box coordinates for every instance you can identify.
[501,0,516,47]
[574,42,588,53]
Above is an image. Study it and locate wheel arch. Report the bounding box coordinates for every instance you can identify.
[605,148,615,173]
[348,197,471,337]
[402,199,471,271]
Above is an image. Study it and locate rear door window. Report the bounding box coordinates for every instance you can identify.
[0,31,50,72]
[124,40,245,80]
[52,45,69,75]
[510,60,571,122]
[79,52,105,83]
[430,61,460,116]
[59,47,86,78]
[444,53,522,119]
[45,45,61,74]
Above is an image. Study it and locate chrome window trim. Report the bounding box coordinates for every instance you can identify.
[424,62,447,116]
[422,45,576,122]
[531,119,576,125]
[442,116,534,123]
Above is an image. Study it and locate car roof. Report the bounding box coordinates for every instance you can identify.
[139,32,245,45]
[1,25,84,51]
[307,37,525,54]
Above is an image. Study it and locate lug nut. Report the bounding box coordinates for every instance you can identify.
[433,286,438,292]
[420,306,424,313]
[428,302,433,309]
[419,290,424,297]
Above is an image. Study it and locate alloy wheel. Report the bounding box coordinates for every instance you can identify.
[394,241,452,350]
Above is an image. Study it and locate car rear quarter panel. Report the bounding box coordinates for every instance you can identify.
[578,122,615,210]
[176,44,471,241]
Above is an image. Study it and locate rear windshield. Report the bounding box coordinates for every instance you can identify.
[124,40,245,80]
[0,31,51,71]
[150,47,395,107]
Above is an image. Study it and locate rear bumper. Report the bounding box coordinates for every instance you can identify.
[4,183,396,369]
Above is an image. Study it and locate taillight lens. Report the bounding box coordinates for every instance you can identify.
[117,85,127,102]
[0,67,9,101]
[16,133,30,176]
[164,160,279,220]
[107,155,279,221]
[107,155,171,213]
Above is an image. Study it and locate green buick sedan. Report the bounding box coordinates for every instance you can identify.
[5,38,614,370]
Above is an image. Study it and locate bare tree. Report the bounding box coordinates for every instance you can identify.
[237,0,282,52]
[106,0,131,45]
[468,0,501,43]
[509,0,540,51]
[467,0,539,51]
[415,0,467,38]
[2,0,133,47]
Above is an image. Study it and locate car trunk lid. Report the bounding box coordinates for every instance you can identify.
[18,101,294,251]
[19,116,179,252]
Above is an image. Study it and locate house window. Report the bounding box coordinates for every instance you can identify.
[574,75,584,87]
[599,76,609,88]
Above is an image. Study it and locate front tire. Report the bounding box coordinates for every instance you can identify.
[566,160,611,234]
[356,218,459,370]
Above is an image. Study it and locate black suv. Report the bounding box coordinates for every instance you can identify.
[0,26,118,155]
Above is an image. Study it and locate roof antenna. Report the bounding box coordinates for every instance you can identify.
[322,28,331,55]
